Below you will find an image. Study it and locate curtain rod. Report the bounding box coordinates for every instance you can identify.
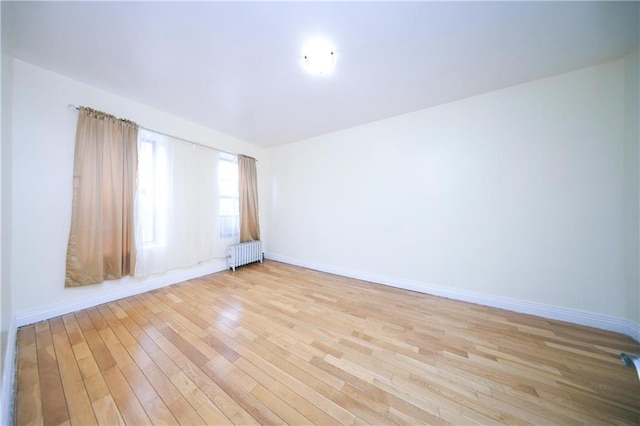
[67,104,256,161]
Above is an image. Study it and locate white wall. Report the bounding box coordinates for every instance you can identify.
[0,2,14,423]
[269,58,636,327]
[11,59,268,315]
[0,0,4,380]
[624,47,640,327]
[6,48,638,333]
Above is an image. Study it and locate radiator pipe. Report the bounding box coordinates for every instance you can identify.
[620,353,640,381]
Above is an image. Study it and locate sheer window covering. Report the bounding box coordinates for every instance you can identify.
[134,129,239,277]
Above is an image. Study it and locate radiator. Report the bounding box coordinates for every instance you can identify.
[228,241,263,271]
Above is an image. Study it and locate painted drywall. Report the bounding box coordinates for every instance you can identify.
[0,2,14,423]
[10,59,268,315]
[0,0,4,383]
[624,47,640,327]
[269,58,633,323]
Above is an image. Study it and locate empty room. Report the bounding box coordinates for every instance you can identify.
[1,1,640,424]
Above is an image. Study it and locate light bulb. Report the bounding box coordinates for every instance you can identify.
[303,38,336,75]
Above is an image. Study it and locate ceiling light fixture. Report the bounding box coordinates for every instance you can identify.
[303,38,336,75]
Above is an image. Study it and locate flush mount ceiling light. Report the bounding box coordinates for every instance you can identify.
[303,38,336,75]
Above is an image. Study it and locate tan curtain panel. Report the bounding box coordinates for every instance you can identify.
[238,154,261,242]
[65,107,138,287]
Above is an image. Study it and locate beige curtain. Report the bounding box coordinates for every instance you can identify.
[238,154,260,242]
[65,107,138,287]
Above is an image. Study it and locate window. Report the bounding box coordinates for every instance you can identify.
[135,129,237,276]
[219,153,239,239]
[137,134,167,247]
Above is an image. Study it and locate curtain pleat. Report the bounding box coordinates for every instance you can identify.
[238,154,260,242]
[65,107,138,287]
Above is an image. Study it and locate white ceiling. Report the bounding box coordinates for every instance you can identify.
[4,1,639,147]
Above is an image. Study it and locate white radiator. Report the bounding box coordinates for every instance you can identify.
[228,241,263,271]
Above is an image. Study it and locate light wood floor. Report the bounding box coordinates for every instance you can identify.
[14,261,640,425]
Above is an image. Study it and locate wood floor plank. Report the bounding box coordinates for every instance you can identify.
[91,395,125,426]
[34,321,70,426]
[49,317,98,426]
[15,325,42,426]
[74,311,117,372]
[169,371,233,425]
[101,365,152,425]
[250,383,312,425]
[121,292,264,424]
[14,260,640,425]
[166,397,207,425]
[140,396,178,425]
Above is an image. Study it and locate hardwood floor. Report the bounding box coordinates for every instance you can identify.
[14,260,640,425]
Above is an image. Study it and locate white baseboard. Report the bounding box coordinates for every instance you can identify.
[265,252,640,343]
[11,252,640,343]
[1,318,17,426]
[15,260,228,327]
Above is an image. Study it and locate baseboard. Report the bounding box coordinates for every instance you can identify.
[15,260,228,327]
[11,252,640,343]
[622,322,640,343]
[265,252,640,343]
[1,318,17,426]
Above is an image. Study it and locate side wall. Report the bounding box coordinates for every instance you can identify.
[269,58,638,337]
[624,47,640,328]
[10,59,268,319]
[0,2,15,423]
